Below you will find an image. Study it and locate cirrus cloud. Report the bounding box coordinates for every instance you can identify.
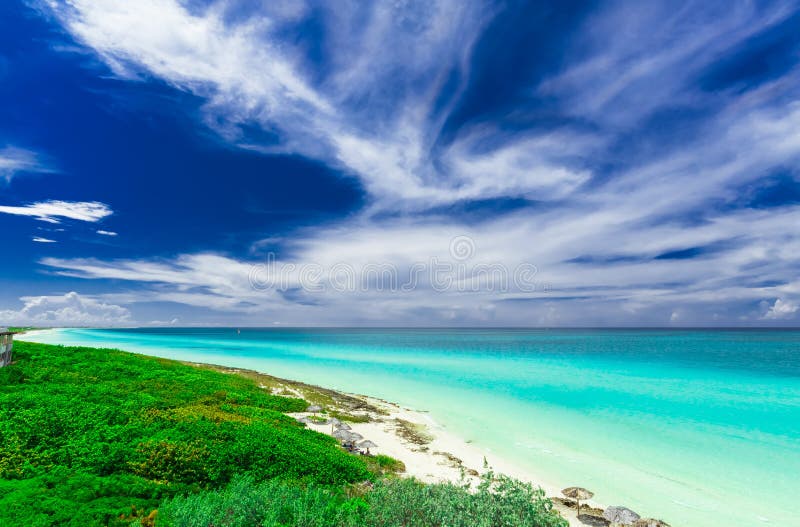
[0,145,53,183]
[0,200,113,224]
[20,0,800,326]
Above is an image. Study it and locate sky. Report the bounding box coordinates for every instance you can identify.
[1,0,799,327]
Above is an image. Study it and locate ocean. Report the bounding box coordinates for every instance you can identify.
[22,327,800,527]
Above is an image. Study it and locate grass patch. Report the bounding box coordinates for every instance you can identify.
[5,327,36,334]
[187,362,389,417]
[365,454,406,475]
[330,410,371,423]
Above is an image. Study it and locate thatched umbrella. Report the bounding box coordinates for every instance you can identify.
[307,404,323,413]
[297,417,313,424]
[358,440,378,454]
[633,519,670,527]
[561,487,593,514]
[328,417,342,434]
[604,506,641,526]
[335,422,352,431]
[333,429,351,441]
[346,431,364,442]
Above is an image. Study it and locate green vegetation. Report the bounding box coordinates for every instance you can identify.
[188,363,387,422]
[0,341,566,527]
[157,472,566,527]
[366,454,406,475]
[6,327,35,333]
[0,341,369,526]
[329,410,371,423]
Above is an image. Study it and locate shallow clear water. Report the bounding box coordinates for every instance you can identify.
[23,327,800,527]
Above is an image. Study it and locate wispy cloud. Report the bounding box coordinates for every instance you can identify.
[27,0,800,325]
[41,0,586,208]
[0,200,112,223]
[32,237,56,243]
[39,200,800,325]
[96,230,118,236]
[0,145,53,182]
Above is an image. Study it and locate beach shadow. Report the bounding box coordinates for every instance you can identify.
[577,513,609,526]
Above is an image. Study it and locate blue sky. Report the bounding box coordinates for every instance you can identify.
[1,0,799,327]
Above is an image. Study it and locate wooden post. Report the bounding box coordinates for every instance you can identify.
[0,331,12,368]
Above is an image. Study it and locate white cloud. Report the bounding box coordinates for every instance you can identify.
[96,230,118,236]
[146,317,180,326]
[32,237,56,243]
[762,298,799,320]
[39,0,800,212]
[37,201,800,325]
[41,0,589,208]
[0,292,132,326]
[537,2,795,126]
[442,131,594,201]
[0,200,113,224]
[0,146,52,182]
[28,1,800,326]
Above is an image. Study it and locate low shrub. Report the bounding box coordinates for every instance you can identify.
[0,342,370,526]
[155,472,567,527]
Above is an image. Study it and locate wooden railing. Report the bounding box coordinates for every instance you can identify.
[0,332,12,367]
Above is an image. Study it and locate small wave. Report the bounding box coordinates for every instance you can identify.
[670,499,706,511]
[420,414,438,426]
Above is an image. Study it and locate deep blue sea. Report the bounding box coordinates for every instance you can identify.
[24,328,800,527]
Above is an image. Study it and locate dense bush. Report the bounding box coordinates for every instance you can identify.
[0,342,371,526]
[0,341,566,527]
[157,473,567,527]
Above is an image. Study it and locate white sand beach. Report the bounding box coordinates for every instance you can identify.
[286,391,599,527]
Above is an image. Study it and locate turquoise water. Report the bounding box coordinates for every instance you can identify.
[23,328,800,527]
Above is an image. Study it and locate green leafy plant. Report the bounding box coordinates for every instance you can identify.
[156,473,567,527]
[0,341,565,527]
[0,341,370,526]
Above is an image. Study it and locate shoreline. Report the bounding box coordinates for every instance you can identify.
[17,329,604,525]
[18,328,671,526]
[186,360,604,526]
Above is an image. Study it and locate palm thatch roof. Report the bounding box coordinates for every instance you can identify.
[604,506,641,526]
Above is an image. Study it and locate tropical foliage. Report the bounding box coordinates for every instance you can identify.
[0,341,566,527]
[157,473,567,527]
[0,341,368,526]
